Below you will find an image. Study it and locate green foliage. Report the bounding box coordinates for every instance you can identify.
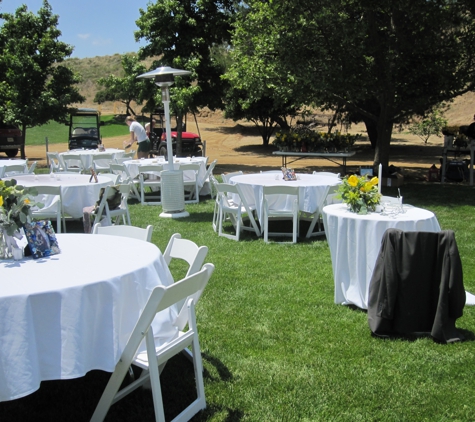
[273,126,359,152]
[228,0,475,167]
[94,55,152,116]
[135,0,236,113]
[224,88,297,145]
[0,1,84,132]
[409,107,448,144]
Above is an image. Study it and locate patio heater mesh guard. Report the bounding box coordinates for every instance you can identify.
[137,67,192,218]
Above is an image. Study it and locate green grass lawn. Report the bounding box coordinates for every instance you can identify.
[1,182,474,421]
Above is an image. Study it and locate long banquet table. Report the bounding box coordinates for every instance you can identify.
[0,233,175,402]
[322,203,441,309]
[10,173,112,219]
[229,172,341,224]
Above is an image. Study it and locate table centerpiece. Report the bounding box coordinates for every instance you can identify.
[0,179,39,258]
[337,174,381,214]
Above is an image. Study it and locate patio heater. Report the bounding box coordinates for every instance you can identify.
[137,66,192,218]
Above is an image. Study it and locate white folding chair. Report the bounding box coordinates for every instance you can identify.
[90,263,215,422]
[92,223,153,242]
[109,163,140,200]
[99,173,120,185]
[210,175,220,232]
[263,185,299,243]
[181,163,200,204]
[46,152,64,173]
[216,183,261,241]
[61,153,85,173]
[3,164,27,176]
[163,233,209,280]
[115,151,136,163]
[92,153,115,173]
[199,159,217,198]
[94,184,132,226]
[32,185,66,233]
[27,161,37,174]
[301,184,340,238]
[221,171,243,183]
[139,164,163,205]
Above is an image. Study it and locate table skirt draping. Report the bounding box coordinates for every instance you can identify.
[0,234,174,402]
[10,174,112,219]
[229,173,341,222]
[123,156,210,195]
[322,203,441,309]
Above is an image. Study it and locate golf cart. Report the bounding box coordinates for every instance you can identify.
[67,108,104,150]
[148,108,203,157]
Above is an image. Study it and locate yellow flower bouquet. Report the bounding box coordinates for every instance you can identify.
[0,179,39,235]
[337,174,381,214]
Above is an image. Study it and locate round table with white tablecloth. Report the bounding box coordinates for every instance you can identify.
[10,173,112,218]
[123,156,209,194]
[59,148,124,170]
[0,233,175,402]
[229,172,341,223]
[322,203,441,309]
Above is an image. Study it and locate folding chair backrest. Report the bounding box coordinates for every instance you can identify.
[3,164,27,176]
[221,171,243,183]
[92,223,153,242]
[163,233,209,278]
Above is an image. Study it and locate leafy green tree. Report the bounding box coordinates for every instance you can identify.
[0,0,84,158]
[224,87,297,146]
[94,55,152,116]
[134,0,236,155]
[228,0,475,167]
[409,106,448,144]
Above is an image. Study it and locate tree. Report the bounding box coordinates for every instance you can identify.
[228,0,475,168]
[224,87,297,146]
[0,0,84,158]
[409,106,448,144]
[134,0,236,155]
[94,55,152,116]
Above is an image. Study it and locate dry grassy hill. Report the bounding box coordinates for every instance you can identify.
[66,53,475,126]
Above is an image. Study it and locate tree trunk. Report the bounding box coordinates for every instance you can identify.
[374,114,394,169]
[362,118,378,149]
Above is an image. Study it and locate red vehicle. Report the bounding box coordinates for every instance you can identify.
[0,122,24,158]
[148,109,203,157]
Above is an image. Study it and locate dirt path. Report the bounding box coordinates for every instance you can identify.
[17,117,444,181]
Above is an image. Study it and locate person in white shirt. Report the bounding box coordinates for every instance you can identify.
[124,116,151,159]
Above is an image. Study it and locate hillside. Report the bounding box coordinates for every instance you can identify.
[65,54,475,126]
[65,53,157,114]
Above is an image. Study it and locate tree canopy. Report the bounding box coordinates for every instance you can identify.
[228,0,475,167]
[0,0,84,156]
[94,55,151,116]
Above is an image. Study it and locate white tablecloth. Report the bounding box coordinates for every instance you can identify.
[0,233,174,402]
[60,148,124,169]
[123,156,209,194]
[0,159,27,168]
[229,173,341,222]
[322,203,441,309]
[11,174,112,218]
